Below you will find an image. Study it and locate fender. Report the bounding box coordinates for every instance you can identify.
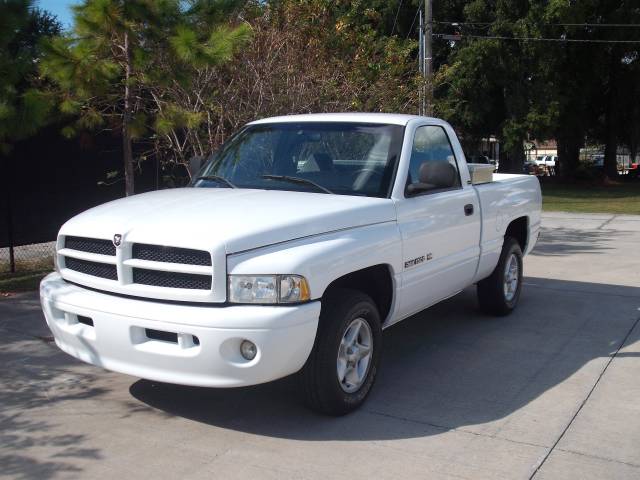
[472,174,542,282]
[226,221,403,301]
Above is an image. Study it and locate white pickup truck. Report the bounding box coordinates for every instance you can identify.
[40,113,541,415]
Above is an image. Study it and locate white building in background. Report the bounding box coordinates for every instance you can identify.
[525,139,557,162]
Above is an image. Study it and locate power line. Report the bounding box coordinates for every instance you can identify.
[406,7,420,39]
[390,0,404,37]
[435,33,640,44]
[432,20,640,28]
[424,0,434,116]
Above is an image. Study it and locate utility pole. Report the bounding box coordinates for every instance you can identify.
[424,0,433,116]
[418,9,424,115]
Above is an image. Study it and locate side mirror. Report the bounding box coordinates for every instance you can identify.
[188,155,204,177]
[407,161,457,194]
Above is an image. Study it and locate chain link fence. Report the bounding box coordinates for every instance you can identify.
[0,241,55,275]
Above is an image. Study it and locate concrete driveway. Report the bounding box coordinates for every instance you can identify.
[1,212,639,479]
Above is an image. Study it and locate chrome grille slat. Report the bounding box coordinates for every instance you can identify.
[65,257,118,280]
[65,236,115,256]
[132,243,211,266]
[132,268,211,290]
[59,237,216,297]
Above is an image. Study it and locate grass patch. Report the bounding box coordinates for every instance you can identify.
[541,183,640,214]
[0,270,50,294]
[0,255,53,294]
[2,256,54,273]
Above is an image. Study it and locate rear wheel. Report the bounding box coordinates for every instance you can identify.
[301,289,382,415]
[477,237,523,316]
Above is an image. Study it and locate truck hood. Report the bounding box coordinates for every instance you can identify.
[60,188,397,253]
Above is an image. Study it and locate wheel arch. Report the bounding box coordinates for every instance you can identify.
[322,264,395,325]
[505,216,529,252]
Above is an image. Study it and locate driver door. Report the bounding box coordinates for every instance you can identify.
[396,125,481,320]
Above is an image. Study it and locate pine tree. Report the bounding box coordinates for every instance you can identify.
[40,0,250,195]
[0,0,60,153]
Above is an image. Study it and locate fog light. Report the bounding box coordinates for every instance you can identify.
[240,340,257,360]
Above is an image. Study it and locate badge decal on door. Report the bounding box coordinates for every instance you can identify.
[405,256,425,269]
[405,253,433,269]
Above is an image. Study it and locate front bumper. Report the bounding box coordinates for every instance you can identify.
[40,273,320,387]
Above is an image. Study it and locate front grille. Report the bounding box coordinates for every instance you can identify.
[65,236,115,256]
[132,268,211,290]
[65,257,118,280]
[132,243,211,266]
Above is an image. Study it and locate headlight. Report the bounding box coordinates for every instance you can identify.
[228,275,310,304]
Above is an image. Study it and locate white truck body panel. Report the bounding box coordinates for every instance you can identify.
[41,273,320,387]
[57,189,397,303]
[41,113,542,388]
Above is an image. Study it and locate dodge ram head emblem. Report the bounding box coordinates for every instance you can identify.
[113,234,122,247]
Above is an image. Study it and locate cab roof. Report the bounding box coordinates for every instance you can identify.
[248,112,442,127]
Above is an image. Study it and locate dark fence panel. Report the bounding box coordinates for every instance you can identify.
[1,126,165,249]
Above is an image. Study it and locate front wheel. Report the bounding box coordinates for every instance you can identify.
[477,237,523,316]
[300,289,382,416]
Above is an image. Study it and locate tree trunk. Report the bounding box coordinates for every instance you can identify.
[500,138,525,173]
[513,142,525,174]
[557,132,582,180]
[123,31,134,196]
[603,50,619,180]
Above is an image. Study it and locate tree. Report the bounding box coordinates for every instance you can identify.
[144,0,422,178]
[434,0,543,173]
[535,0,640,180]
[40,0,250,195]
[0,0,60,153]
[428,0,640,180]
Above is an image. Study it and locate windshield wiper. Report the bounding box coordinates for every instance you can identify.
[194,175,237,188]
[261,175,333,194]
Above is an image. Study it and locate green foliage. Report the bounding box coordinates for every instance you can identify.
[76,107,104,129]
[129,112,148,138]
[19,90,55,135]
[0,1,61,152]
[8,0,630,184]
[39,0,251,193]
[205,24,253,64]
[432,0,640,175]
[169,23,252,67]
[155,104,205,135]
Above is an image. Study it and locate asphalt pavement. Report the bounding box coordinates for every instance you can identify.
[1,212,639,479]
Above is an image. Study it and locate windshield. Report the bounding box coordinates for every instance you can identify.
[193,122,405,198]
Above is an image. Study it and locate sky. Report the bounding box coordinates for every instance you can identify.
[37,0,77,28]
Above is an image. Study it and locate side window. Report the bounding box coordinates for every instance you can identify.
[406,126,461,196]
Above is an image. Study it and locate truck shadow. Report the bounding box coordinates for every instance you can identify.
[530,227,621,257]
[129,277,640,441]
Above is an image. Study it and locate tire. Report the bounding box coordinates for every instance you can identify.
[477,237,523,316]
[301,288,382,416]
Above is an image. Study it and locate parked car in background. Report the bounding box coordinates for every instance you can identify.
[534,155,556,175]
[588,155,626,173]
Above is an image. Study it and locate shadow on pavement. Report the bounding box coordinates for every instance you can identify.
[531,227,629,257]
[0,298,107,479]
[129,277,640,442]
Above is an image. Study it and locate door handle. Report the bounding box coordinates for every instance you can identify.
[464,204,474,216]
